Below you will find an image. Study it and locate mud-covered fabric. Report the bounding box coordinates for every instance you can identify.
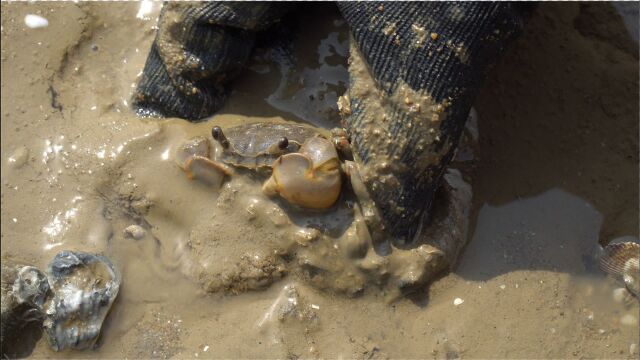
[337,2,530,242]
[132,2,291,120]
[133,2,529,120]
[132,1,529,242]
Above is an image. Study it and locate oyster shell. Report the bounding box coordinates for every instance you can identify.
[600,239,639,298]
[1,262,49,358]
[12,266,50,309]
[43,251,121,351]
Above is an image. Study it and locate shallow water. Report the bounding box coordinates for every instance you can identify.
[1,2,638,359]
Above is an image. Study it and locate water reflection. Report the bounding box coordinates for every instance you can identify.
[266,27,349,129]
[458,188,603,280]
[42,195,83,250]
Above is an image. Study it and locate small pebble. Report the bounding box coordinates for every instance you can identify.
[24,14,48,28]
[294,227,321,246]
[203,346,209,352]
[630,343,637,356]
[453,298,464,306]
[124,225,146,240]
[499,284,506,290]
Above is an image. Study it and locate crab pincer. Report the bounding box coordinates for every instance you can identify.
[263,136,342,209]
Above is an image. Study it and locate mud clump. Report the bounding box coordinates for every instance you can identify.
[199,251,287,295]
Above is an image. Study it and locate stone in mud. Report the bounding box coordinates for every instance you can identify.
[43,251,121,351]
[291,227,322,247]
[124,224,146,240]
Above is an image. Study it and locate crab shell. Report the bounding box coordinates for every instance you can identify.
[214,123,319,169]
[263,137,342,209]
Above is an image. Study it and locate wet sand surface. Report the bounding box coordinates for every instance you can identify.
[1,2,638,359]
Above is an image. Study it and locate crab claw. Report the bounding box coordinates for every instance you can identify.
[184,156,231,188]
[263,137,342,209]
[175,136,211,170]
[301,136,339,167]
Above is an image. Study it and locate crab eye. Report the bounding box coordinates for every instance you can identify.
[278,137,289,150]
[211,126,229,148]
[211,126,222,140]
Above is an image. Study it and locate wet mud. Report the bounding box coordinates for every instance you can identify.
[1,2,638,359]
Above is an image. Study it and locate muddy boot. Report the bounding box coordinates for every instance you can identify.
[133,2,292,120]
[338,2,533,246]
[133,3,532,281]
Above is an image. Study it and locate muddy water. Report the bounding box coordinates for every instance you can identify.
[1,2,638,359]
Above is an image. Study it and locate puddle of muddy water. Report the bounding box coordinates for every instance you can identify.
[1,2,638,359]
[458,189,603,279]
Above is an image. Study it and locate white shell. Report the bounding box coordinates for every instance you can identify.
[24,14,49,29]
[600,241,639,297]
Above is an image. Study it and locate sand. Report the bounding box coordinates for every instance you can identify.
[1,2,638,359]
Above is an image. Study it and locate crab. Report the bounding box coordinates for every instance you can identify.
[175,122,351,209]
[211,123,320,170]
